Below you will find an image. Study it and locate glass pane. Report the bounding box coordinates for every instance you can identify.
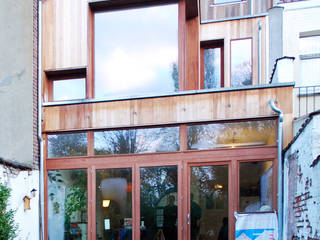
[239,161,273,212]
[231,39,252,87]
[204,48,221,89]
[47,169,87,240]
[96,168,132,240]
[95,4,178,99]
[187,120,276,150]
[191,165,228,240]
[140,166,178,240]
[94,127,179,155]
[48,133,87,158]
[300,36,320,55]
[214,0,242,4]
[300,58,320,87]
[53,78,86,101]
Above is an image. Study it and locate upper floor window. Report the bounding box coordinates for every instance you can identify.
[94,4,179,99]
[230,38,252,87]
[201,40,224,89]
[299,33,320,87]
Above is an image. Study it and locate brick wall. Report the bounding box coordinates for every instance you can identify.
[284,113,320,239]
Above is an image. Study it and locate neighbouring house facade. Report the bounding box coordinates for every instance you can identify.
[41,0,295,239]
[0,0,40,239]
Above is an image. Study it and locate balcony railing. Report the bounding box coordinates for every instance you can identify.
[294,85,320,118]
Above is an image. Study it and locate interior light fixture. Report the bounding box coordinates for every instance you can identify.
[102,200,110,208]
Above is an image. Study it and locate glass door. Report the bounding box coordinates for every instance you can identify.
[96,168,133,240]
[140,166,178,240]
[189,164,229,240]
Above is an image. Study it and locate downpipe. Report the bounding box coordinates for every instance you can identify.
[269,100,283,240]
[37,0,45,239]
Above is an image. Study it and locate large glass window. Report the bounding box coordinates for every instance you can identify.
[94,4,178,99]
[190,165,228,240]
[96,168,132,239]
[47,133,87,158]
[231,39,252,87]
[140,166,178,240]
[239,161,273,212]
[94,127,180,155]
[187,120,276,150]
[47,169,88,240]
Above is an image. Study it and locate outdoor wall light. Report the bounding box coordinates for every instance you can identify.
[102,200,110,208]
[31,188,37,198]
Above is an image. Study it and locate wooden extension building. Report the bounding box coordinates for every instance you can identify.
[41,0,293,239]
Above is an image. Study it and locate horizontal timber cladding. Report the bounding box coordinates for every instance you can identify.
[43,85,293,146]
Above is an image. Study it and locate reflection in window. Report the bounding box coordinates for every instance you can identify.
[47,169,87,240]
[187,120,276,150]
[239,161,273,212]
[94,127,179,155]
[48,133,87,158]
[96,168,132,239]
[95,4,178,99]
[53,78,86,101]
[191,165,228,240]
[140,166,177,240]
[203,48,222,89]
[231,39,252,87]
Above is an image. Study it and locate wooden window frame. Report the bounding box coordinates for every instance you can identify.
[87,0,189,100]
[45,67,87,102]
[200,40,225,89]
[44,119,278,240]
[230,37,253,88]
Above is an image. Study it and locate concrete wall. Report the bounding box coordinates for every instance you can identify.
[281,0,320,86]
[0,167,39,240]
[0,0,35,167]
[284,113,320,239]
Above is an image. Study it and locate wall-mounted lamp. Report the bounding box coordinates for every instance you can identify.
[102,200,110,208]
[31,188,37,198]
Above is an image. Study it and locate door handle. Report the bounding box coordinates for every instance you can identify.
[187,213,190,225]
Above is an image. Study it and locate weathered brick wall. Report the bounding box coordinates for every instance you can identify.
[284,113,320,240]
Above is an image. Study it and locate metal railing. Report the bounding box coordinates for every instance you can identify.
[294,85,320,118]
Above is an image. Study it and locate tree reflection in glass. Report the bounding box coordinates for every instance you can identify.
[47,133,87,158]
[191,165,228,240]
[47,169,87,240]
[187,120,276,150]
[94,127,179,155]
[140,166,178,240]
[231,39,252,87]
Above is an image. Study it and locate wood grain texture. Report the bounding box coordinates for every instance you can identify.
[43,85,293,146]
[200,16,267,87]
[200,0,273,22]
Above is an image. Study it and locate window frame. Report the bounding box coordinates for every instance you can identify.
[45,67,87,102]
[230,37,253,88]
[200,40,225,89]
[212,0,246,6]
[88,0,184,100]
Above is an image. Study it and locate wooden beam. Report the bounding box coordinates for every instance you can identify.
[185,0,198,20]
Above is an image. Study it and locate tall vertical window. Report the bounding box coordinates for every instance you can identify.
[299,34,320,87]
[231,38,252,87]
[94,4,178,99]
[201,40,224,89]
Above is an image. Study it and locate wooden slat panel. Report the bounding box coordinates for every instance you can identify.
[42,0,88,70]
[43,86,293,146]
